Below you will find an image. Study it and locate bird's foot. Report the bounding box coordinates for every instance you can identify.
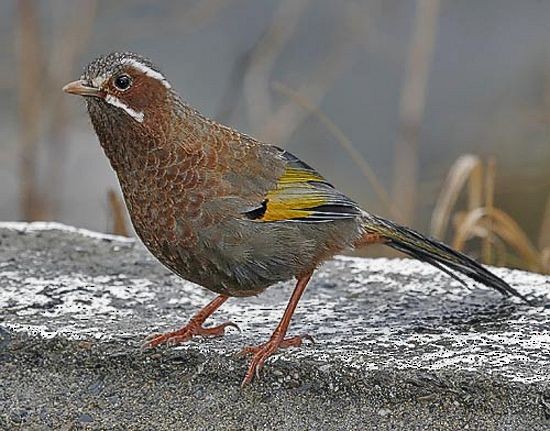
[239,334,314,387]
[143,321,239,349]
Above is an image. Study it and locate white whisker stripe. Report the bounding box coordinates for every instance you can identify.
[121,59,172,89]
[105,94,144,123]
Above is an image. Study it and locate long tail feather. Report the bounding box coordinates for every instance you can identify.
[362,213,529,302]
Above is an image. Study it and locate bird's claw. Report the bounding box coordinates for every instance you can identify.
[142,320,239,350]
[239,333,314,387]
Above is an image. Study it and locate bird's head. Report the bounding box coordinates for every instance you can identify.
[63,52,175,128]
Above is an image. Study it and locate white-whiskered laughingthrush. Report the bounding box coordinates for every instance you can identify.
[63,52,527,386]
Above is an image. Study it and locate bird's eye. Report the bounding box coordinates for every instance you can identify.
[114,74,132,90]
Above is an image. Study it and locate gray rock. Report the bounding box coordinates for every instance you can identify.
[0,221,549,430]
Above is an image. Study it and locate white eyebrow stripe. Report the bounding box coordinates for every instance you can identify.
[121,58,172,89]
[105,94,144,123]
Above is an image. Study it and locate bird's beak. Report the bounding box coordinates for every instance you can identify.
[62,80,101,97]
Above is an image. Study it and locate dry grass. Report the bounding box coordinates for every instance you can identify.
[431,156,550,274]
[430,154,483,239]
[452,207,542,272]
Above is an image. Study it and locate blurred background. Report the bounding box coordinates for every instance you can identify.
[1,0,549,273]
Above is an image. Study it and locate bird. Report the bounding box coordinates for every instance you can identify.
[63,52,527,387]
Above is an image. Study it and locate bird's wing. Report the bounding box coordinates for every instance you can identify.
[241,148,362,223]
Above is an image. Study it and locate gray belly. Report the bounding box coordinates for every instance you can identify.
[147,217,364,297]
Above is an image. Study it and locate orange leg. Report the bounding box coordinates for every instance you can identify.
[239,271,314,387]
[143,295,237,349]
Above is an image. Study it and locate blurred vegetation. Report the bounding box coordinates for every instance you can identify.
[431,156,550,273]
[3,0,549,274]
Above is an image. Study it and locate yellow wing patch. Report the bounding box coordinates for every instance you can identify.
[274,168,324,184]
[260,168,328,221]
[241,149,361,223]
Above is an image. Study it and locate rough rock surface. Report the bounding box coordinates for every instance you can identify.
[0,222,549,430]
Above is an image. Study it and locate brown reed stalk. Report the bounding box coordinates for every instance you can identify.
[46,0,97,219]
[483,157,496,264]
[107,190,129,237]
[392,0,440,225]
[16,0,44,220]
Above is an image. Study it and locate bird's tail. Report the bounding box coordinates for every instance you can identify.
[360,213,528,302]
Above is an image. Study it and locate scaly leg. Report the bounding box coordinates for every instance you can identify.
[144,295,237,348]
[239,271,313,387]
